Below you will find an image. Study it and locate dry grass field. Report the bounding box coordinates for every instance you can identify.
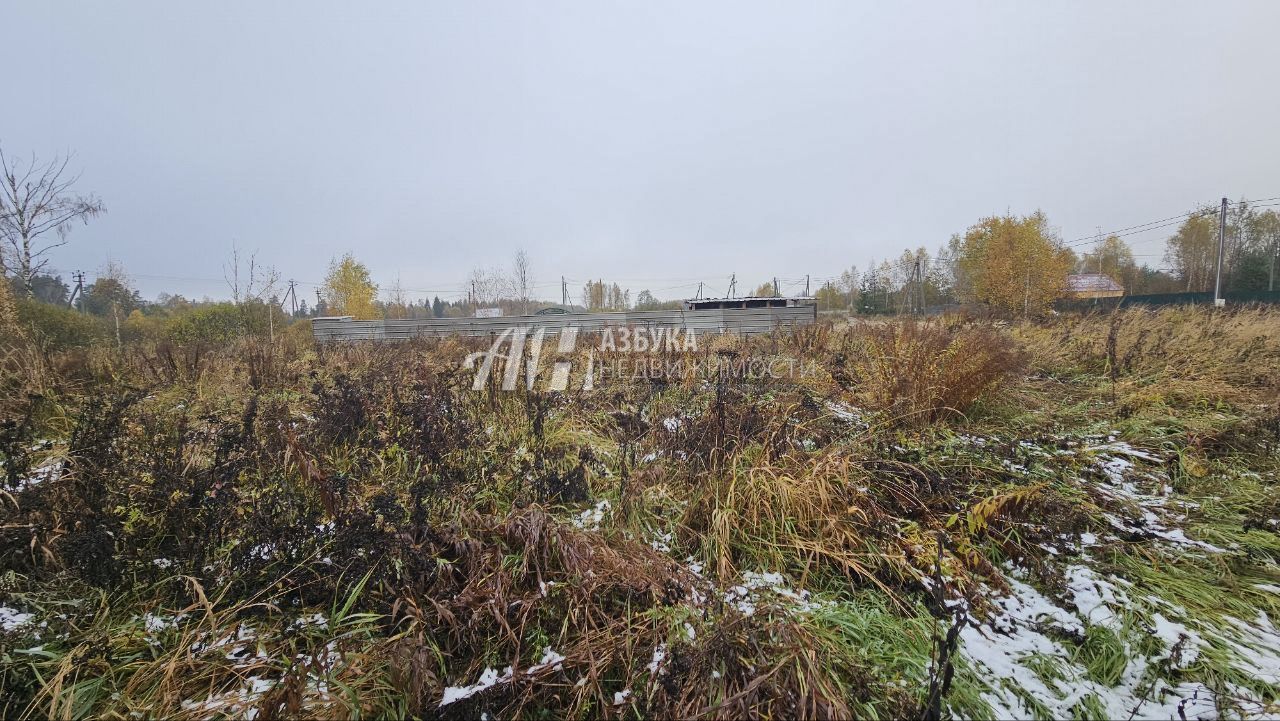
[1,305,1279,720]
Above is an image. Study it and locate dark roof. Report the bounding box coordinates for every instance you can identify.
[1065,274,1124,293]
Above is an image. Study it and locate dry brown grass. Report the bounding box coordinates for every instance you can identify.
[833,319,1024,426]
[1017,305,1280,414]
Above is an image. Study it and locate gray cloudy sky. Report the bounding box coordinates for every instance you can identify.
[3,1,1279,302]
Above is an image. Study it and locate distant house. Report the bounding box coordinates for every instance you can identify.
[1064,273,1124,300]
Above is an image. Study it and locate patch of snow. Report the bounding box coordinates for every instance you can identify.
[1065,565,1125,627]
[527,647,566,674]
[144,611,189,636]
[439,666,514,707]
[1221,612,1280,686]
[0,606,34,632]
[649,531,673,553]
[722,570,831,617]
[1148,613,1205,669]
[571,500,611,531]
[289,613,328,631]
[11,460,62,492]
[180,676,276,720]
[684,557,704,577]
[824,400,868,428]
[646,644,667,675]
[959,567,1261,721]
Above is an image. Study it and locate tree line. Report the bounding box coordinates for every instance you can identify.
[4,146,1279,346]
[813,203,1280,316]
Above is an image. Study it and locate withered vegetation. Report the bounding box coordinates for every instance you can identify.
[1,306,1278,719]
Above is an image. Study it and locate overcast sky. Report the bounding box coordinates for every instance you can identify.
[3,1,1279,302]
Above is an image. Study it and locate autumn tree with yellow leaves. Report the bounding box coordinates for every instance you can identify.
[321,253,380,319]
[955,212,1074,317]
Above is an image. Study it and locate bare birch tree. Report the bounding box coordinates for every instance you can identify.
[512,248,533,314]
[223,242,282,340]
[0,147,105,296]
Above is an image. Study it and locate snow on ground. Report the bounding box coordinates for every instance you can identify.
[439,647,569,707]
[723,570,832,617]
[1222,613,1280,686]
[1072,440,1229,553]
[180,676,276,721]
[824,400,868,428]
[440,666,515,707]
[289,612,328,631]
[959,562,1280,720]
[946,435,1280,718]
[571,499,611,531]
[0,606,34,632]
[9,459,62,492]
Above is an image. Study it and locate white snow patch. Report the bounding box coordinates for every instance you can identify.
[959,567,1266,720]
[1221,612,1280,686]
[0,606,34,632]
[571,500,611,531]
[12,460,62,492]
[527,647,566,674]
[824,400,868,427]
[439,666,514,707]
[649,531,673,553]
[646,644,667,675]
[180,676,276,720]
[289,613,328,631]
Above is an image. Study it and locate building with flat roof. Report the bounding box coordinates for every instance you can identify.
[1064,273,1125,299]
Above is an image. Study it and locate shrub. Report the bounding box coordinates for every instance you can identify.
[13,298,109,348]
[164,303,249,344]
[842,319,1024,426]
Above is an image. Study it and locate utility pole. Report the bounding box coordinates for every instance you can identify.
[914,259,924,315]
[68,270,86,311]
[286,279,298,316]
[561,276,567,306]
[728,274,736,298]
[804,274,810,296]
[773,277,779,297]
[1214,197,1228,306]
[1270,245,1276,292]
[696,281,703,300]
[1096,226,1103,275]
